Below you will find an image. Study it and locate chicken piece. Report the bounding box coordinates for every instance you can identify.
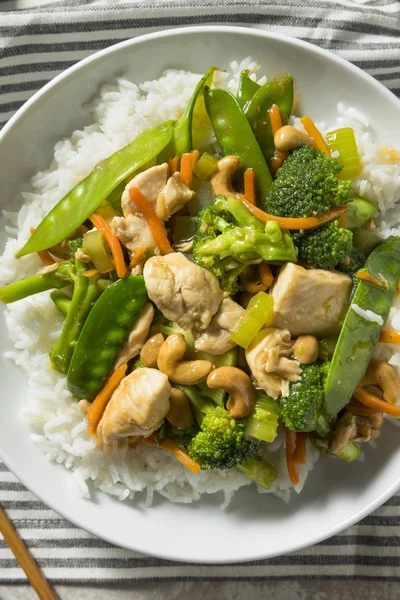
[245,327,301,398]
[114,303,154,370]
[156,173,195,221]
[143,252,224,333]
[121,164,168,217]
[111,213,159,256]
[194,295,244,355]
[97,368,171,453]
[271,262,352,337]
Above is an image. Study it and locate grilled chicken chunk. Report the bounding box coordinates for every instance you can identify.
[194,295,244,355]
[121,164,168,217]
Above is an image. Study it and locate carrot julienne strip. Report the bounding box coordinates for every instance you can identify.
[129,187,174,255]
[83,268,100,278]
[356,271,388,290]
[86,364,128,436]
[258,263,274,289]
[89,213,127,279]
[285,427,299,486]
[300,116,331,156]
[379,330,400,344]
[129,246,147,269]
[29,227,55,266]
[168,155,180,176]
[244,168,256,205]
[180,152,195,188]
[293,432,307,464]
[143,436,201,473]
[354,386,400,417]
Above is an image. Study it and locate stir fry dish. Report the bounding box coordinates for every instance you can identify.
[2,65,400,492]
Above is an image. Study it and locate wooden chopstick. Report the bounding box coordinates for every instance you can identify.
[0,505,58,600]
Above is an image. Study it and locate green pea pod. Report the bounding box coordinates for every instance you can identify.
[237,70,260,109]
[16,121,175,258]
[50,261,102,374]
[174,67,215,155]
[67,276,147,400]
[204,87,273,204]
[324,239,400,418]
[244,76,294,164]
[0,262,72,304]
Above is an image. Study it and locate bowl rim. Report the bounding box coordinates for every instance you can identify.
[1,24,400,564]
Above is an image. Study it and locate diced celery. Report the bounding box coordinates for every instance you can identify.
[230,292,274,348]
[245,393,280,442]
[193,152,219,180]
[237,457,277,489]
[82,230,114,274]
[326,127,361,179]
[96,200,120,221]
[339,442,361,462]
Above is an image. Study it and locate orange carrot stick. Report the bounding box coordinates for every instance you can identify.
[285,428,299,486]
[192,149,200,165]
[129,187,174,255]
[356,271,387,289]
[269,104,289,165]
[143,436,201,474]
[86,364,127,435]
[300,116,330,156]
[379,330,400,344]
[239,197,348,230]
[354,386,400,417]
[244,168,256,205]
[129,246,147,269]
[168,155,180,176]
[258,263,274,289]
[397,281,400,294]
[338,211,347,228]
[293,432,307,464]
[29,228,55,267]
[89,213,127,279]
[180,152,195,188]
[83,268,100,278]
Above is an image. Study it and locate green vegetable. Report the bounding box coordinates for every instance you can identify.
[244,392,280,442]
[196,347,238,407]
[237,456,277,489]
[67,276,147,400]
[312,438,361,462]
[280,362,330,432]
[174,67,215,155]
[352,228,381,257]
[337,245,366,275]
[183,389,261,470]
[82,229,114,274]
[237,69,260,109]
[193,152,218,180]
[324,238,400,418]
[318,336,338,361]
[0,262,72,304]
[267,146,353,218]
[50,289,71,316]
[204,87,273,204]
[50,261,102,374]
[346,197,377,229]
[326,127,361,180]
[230,292,274,349]
[193,195,297,295]
[244,76,294,163]
[16,121,175,257]
[292,220,353,270]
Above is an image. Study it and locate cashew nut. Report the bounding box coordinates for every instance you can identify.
[361,359,400,404]
[157,333,214,385]
[167,388,194,429]
[210,156,245,201]
[293,335,319,364]
[239,265,267,294]
[140,333,164,368]
[207,366,256,418]
[274,126,316,153]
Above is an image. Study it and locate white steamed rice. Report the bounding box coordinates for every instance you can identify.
[1,58,400,507]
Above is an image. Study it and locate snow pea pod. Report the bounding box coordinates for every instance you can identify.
[67,276,147,400]
[16,121,175,258]
[324,239,400,418]
[50,261,102,374]
[237,70,260,109]
[244,76,294,164]
[204,87,273,204]
[174,67,215,155]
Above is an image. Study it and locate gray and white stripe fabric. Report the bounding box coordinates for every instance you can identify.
[1,0,400,582]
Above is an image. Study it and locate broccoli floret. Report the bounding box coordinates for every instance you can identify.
[193,195,297,294]
[268,146,353,218]
[337,245,366,275]
[68,237,83,257]
[280,362,330,432]
[293,220,353,270]
[182,387,261,470]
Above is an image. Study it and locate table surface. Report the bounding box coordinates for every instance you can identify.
[1,580,400,600]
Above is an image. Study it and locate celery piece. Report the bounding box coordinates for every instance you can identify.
[237,457,277,489]
[326,127,361,180]
[193,152,218,180]
[82,229,114,274]
[339,442,361,462]
[230,292,274,348]
[245,393,280,443]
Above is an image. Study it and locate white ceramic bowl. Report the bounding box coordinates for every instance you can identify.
[1,26,400,564]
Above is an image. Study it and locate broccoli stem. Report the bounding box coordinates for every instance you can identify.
[50,261,101,374]
[0,262,71,304]
[237,457,277,489]
[50,289,72,316]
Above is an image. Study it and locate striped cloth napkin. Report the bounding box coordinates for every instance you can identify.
[1,0,400,583]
